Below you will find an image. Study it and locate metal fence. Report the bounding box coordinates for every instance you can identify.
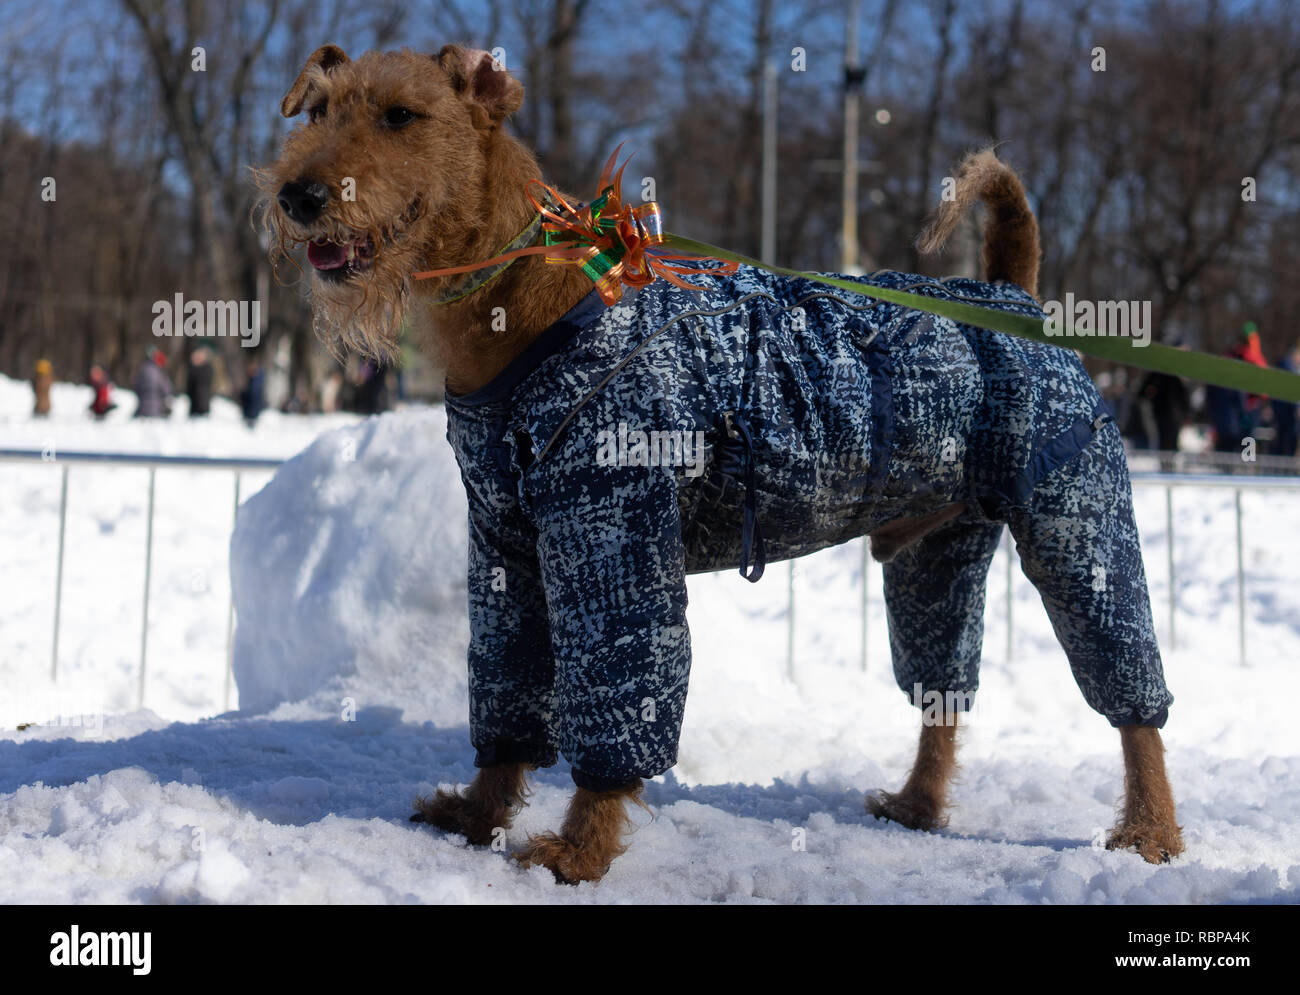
[0,448,283,712]
[3,447,1298,712]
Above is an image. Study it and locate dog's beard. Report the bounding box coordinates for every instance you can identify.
[308,264,409,363]
[254,187,422,363]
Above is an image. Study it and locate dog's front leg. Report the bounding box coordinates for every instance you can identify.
[411,762,530,846]
[514,781,644,884]
[1106,725,1184,863]
[867,715,959,831]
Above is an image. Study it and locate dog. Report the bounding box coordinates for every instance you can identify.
[260,44,1184,884]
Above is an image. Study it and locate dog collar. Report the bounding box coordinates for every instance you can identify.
[427,211,547,307]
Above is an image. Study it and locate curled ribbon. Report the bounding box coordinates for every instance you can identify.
[412,143,736,305]
[528,144,738,304]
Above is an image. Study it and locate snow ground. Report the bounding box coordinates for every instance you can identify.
[1,373,1297,904]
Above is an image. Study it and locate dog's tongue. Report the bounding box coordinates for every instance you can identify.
[307,239,349,271]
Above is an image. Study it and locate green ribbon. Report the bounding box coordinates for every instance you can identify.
[664,234,1300,404]
[544,187,624,288]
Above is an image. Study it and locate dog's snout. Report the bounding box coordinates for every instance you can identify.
[277,179,330,224]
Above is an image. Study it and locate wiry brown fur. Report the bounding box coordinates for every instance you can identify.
[868,713,961,831]
[265,45,1182,882]
[872,717,1185,865]
[917,148,1041,300]
[515,782,647,884]
[1107,726,1185,862]
[868,501,967,563]
[411,762,530,845]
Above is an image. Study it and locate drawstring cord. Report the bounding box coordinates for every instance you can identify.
[722,410,765,583]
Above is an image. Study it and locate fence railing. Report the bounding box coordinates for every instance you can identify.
[4,447,1298,714]
[1126,449,1299,477]
[0,448,284,712]
[1129,471,1300,667]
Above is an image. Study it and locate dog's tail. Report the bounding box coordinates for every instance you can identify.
[917,148,1040,300]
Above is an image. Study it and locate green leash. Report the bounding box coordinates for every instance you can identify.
[665,234,1300,404]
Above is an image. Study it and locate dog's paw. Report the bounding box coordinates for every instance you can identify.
[866,790,949,832]
[1106,823,1186,864]
[513,832,610,884]
[411,789,498,847]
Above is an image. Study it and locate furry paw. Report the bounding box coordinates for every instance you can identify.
[1106,822,1186,864]
[513,832,610,884]
[866,790,949,832]
[411,788,499,847]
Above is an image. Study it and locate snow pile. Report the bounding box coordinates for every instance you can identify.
[229,408,469,726]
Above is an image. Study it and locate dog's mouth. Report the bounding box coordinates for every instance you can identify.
[307,235,376,280]
[302,197,423,282]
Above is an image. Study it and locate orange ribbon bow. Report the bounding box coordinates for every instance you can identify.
[413,144,736,305]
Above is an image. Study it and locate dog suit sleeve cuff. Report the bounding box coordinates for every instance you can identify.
[1112,703,1170,729]
[474,738,558,770]
[571,769,643,793]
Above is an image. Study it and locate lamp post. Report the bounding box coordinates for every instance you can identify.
[841,0,864,273]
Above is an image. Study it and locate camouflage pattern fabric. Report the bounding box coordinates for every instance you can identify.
[444,265,1172,790]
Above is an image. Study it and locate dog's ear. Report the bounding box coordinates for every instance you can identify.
[436,45,524,127]
[281,45,350,118]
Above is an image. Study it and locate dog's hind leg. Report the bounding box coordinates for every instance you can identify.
[411,762,530,846]
[1106,725,1184,863]
[870,516,1001,831]
[868,716,960,831]
[514,781,645,884]
[1005,420,1182,863]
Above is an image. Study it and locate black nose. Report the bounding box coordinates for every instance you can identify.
[277,179,330,224]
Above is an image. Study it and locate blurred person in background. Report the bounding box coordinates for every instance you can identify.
[1206,322,1268,453]
[31,358,53,417]
[1137,362,1189,470]
[1205,379,1244,454]
[1233,321,1269,442]
[133,348,173,418]
[280,385,312,414]
[1272,342,1299,458]
[88,365,115,419]
[187,345,214,417]
[239,357,266,428]
[1097,369,1132,443]
[356,359,389,416]
[319,369,344,413]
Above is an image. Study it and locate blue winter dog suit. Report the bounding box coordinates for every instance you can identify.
[444,265,1172,791]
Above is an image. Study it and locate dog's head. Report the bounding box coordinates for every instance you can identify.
[256,45,525,359]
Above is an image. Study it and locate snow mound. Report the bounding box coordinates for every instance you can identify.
[230,408,469,725]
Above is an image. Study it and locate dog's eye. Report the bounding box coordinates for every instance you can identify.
[308,101,327,123]
[383,106,417,129]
